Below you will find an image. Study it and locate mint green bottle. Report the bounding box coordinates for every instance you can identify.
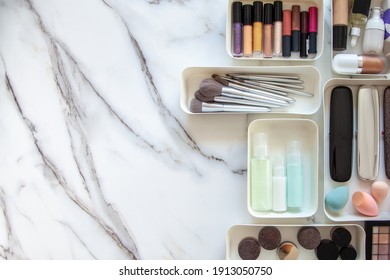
[251,133,272,211]
[287,140,303,208]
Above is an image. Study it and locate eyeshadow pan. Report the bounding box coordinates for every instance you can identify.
[379,255,389,260]
[379,245,388,254]
[372,244,378,254]
[379,226,390,233]
[373,234,379,243]
[373,226,379,233]
[379,234,389,244]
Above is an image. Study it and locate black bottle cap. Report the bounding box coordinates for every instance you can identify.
[333,25,348,51]
[352,0,371,17]
[274,1,282,22]
[232,2,242,23]
[253,1,263,22]
[264,3,273,25]
[243,4,253,25]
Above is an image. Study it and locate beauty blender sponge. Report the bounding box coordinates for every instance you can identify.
[371,181,389,203]
[352,191,379,217]
[325,186,349,212]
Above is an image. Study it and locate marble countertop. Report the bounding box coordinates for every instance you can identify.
[0,0,342,259]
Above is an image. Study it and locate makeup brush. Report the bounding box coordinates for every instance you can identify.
[227,73,304,84]
[194,90,280,108]
[213,75,296,103]
[199,79,289,106]
[190,98,271,113]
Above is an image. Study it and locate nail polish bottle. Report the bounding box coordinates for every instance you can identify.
[363,7,385,55]
[273,1,283,57]
[232,2,243,57]
[243,4,253,57]
[253,1,263,55]
[349,0,371,48]
[263,3,273,58]
[287,141,303,208]
[251,133,272,211]
[272,154,287,212]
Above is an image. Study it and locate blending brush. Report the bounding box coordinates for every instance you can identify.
[199,79,289,106]
[213,75,296,103]
[194,90,281,108]
[190,98,271,113]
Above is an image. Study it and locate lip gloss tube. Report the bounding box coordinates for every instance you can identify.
[232,2,243,57]
[243,4,253,57]
[333,0,348,51]
[273,1,283,57]
[291,5,300,52]
[263,3,273,58]
[300,11,308,58]
[253,1,263,55]
[308,7,318,55]
[282,10,292,57]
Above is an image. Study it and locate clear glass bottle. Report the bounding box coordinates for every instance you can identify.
[251,133,272,211]
[349,0,371,47]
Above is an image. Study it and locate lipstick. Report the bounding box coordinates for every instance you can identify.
[300,11,308,58]
[308,7,318,55]
[243,4,253,57]
[282,10,292,57]
[273,1,283,57]
[291,5,300,52]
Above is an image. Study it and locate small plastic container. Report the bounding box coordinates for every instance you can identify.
[226,0,324,61]
[323,78,390,221]
[180,66,321,115]
[226,224,365,260]
[248,119,318,218]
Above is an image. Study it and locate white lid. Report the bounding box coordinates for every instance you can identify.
[350,27,361,47]
[332,54,361,74]
[253,133,268,158]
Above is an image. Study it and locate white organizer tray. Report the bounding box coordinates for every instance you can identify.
[226,224,366,260]
[226,0,324,61]
[247,119,318,218]
[323,78,390,221]
[180,66,321,115]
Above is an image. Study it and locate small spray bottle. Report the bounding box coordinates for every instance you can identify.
[251,133,272,211]
[349,0,372,48]
[287,141,303,208]
[363,7,385,54]
[272,154,287,212]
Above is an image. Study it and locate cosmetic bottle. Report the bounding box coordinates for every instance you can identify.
[253,1,263,55]
[308,7,318,55]
[232,2,243,57]
[382,0,390,58]
[273,1,283,57]
[363,7,384,55]
[282,10,292,57]
[333,0,348,51]
[243,4,253,57]
[332,54,387,74]
[291,5,300,52]
[263,3,274,58]
[287,141,303,208]
[272,154,287,212]
[300,11,308,58]
[349,0,371,48]
[251,133,272,211]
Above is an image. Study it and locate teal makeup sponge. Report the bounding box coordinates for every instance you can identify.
[325,186,349,212]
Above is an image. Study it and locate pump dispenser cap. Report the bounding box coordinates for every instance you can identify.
[273,154,285,177]
[253,133,268,159]
[350,27,361,47]
[287,140,301,165]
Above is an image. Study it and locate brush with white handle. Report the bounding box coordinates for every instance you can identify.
[189,98,271,113]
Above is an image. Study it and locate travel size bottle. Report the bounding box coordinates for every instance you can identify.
[363,7,385,54]
[287,141,303,208]
[251,133,272,211]
[349,0,371,47]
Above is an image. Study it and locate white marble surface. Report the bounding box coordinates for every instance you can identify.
[0,0,337,259]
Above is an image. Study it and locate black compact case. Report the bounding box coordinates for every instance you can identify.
[329,86,353,182]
